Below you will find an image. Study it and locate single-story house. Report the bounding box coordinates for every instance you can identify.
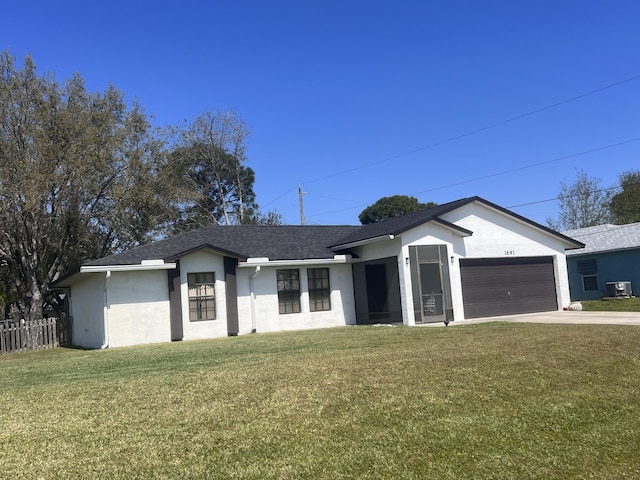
[564,222,640,301]
[55,196,584,348]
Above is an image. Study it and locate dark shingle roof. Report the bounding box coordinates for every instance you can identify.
[85,225,361,266]
[329,197,477,247]
[84,196,583,268]
[330,196,584,248]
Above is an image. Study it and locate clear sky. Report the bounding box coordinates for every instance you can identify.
[3,1,639,226]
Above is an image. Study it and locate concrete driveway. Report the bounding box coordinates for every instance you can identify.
[432,310,640,326]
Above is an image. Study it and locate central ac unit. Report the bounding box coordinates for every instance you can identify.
[605,281,632,297]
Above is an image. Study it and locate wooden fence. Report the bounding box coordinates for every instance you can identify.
[0,315,72,354]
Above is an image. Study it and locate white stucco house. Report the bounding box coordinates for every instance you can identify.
[55,197,584,349]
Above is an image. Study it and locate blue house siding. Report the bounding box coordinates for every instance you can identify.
[567,249,640,301]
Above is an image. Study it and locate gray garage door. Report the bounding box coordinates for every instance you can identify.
[460,257,557,319]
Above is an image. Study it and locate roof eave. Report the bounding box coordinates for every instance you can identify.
[430,217,473,236]
[238,254,353,267]
[164,244,247,262]
[567,245,636,256]
[80,261,177,273]
[330,235,396,251]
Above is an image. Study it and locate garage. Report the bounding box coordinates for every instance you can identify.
[460,256,558,318]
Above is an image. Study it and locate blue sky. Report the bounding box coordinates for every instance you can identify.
[3,1,639,226]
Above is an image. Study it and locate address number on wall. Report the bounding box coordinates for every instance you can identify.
[504,250,515,256]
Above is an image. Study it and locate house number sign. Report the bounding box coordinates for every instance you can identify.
[504,250,515,256]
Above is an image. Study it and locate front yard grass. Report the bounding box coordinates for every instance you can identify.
[1,322,639,479]
[582,296,640,311]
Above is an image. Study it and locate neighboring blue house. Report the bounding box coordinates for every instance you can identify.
[564,222,640,301]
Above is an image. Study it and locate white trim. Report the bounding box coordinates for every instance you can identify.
[238,254,352,268]
[141,259,166,265]
[331,235,395,250]
[81,262,176,273]
[245,257,270,264]
[431,217,473,237]
[249,266,261,332]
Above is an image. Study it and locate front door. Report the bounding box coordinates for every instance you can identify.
[366,263,388,321]
[352,258,402,324]
[419,262,444,319]
[410,245,453,324]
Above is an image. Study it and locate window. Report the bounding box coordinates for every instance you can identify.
[188,272,216,321]
[582,274,598,292]
[577,259,597,274]
[577,259,598,292]
[308,268,331,312]
[277,269,300,314]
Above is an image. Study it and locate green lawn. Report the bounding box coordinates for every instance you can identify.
[2,323,640,479]
[582,297,640,312]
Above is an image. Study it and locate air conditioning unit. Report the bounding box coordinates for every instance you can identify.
[605,281,632,297]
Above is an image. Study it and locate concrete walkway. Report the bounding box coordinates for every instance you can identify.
[425,310,640,327]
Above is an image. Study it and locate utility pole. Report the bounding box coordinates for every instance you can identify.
[298,185,305,225]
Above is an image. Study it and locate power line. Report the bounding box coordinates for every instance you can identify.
[507,182,638,209]
[300,191,365,204]
[261,186,297,209]
[409,137,640,196]
[260,72,640,217]
[306,178,639,222]
[298,73,640,187]
[304,136,640,219]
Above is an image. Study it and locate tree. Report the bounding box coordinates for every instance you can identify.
[243,209,284,225]
[546,170,613,231]
[0,51,169,321]
[0,51,279,322]
[0,260,16,318]
[359,195,436,225]
[610,170,640,224]
[166,110,261,230]
[90,105,175,254]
